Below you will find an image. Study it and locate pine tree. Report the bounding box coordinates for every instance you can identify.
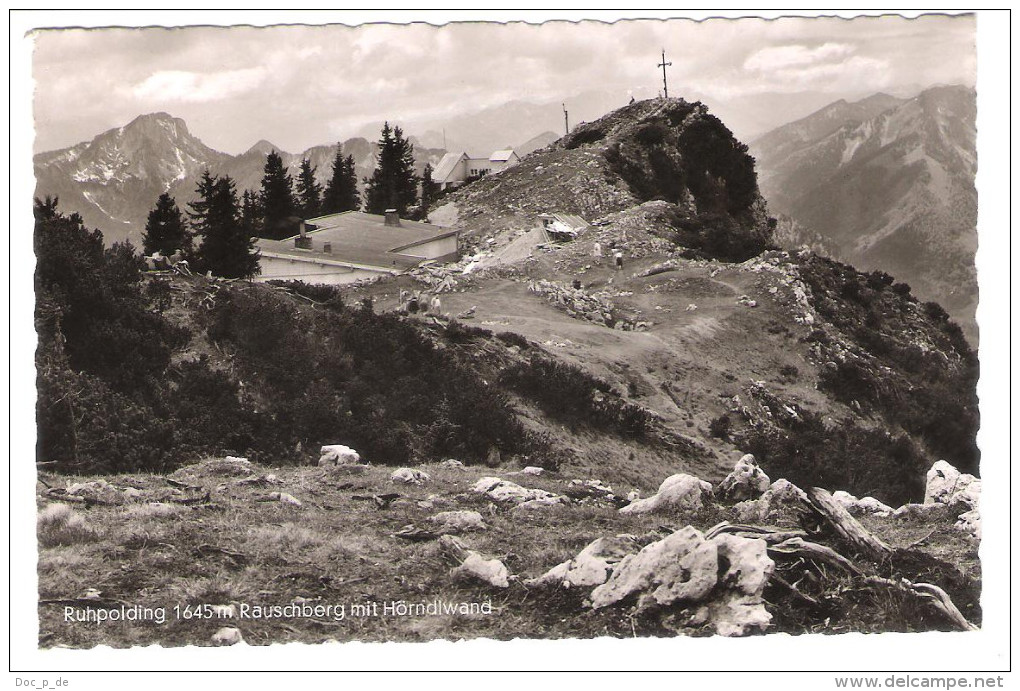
[186,169,218,241]
[259,151,297,239]
[295,158,323,219]
[322,146,360,215]
[241,189,263,236]
[364,123,418,216]
[142,193,191,256]
[420,162,437,215]
[191,174,260,279]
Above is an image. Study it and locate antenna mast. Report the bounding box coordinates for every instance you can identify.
[562,103,569,135]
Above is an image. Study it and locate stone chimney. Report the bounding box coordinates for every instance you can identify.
[384,209,401,227]
[323,242,332,254]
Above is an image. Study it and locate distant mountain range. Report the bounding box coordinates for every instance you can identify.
[751,85,978,342]
[33,113,447,246]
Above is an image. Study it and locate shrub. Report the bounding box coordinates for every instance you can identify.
[708,414,731,439]
[495,331,530,349]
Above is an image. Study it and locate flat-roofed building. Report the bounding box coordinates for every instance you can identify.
[256,210,459,285]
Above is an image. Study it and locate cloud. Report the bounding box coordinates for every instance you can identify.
[743,42,855,72]
[132,67,267,103]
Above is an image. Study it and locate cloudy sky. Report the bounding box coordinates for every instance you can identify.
[30,11,975,154]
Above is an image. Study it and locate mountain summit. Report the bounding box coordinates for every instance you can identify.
[33,114,445,246]
[434,97,773,262]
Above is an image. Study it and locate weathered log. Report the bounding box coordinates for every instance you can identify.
[769,537,863,576]
[861,576,977,631]
[705,521,808,544]
[805,487,893,561]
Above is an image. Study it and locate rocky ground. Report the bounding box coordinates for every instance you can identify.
[37,449,980,648]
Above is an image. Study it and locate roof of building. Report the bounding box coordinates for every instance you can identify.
[257,211,458,271]
[432,152,468,184]
[489,149,518,162]
[540,213,590,233]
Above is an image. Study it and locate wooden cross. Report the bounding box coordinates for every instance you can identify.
[658,49,672,99]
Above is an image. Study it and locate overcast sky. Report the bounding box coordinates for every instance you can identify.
[30,11,975,155]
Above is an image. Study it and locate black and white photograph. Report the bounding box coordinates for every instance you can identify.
[9,8,1012,680]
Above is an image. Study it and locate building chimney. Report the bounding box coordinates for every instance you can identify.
[323,242,332,254]
[384,209,401,227]
[299,221,308,238]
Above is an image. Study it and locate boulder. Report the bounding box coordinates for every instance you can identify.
[391,468,431,486]
[522,466,545,476]
[591,526,718,609]
[716,454,770,502]
[211,627,244,646]
[892,503,952,520]
[731,478,807,527]
[831,491,891,516]
[619,473,712,515]
[318,444,362,467]
[512,496,570,512]
[690,533,774,637]
[452,553,510,588]
[267,491,302,507]
[430,510,487,534]
[954,509,981,538]
[529,535,640,589]
[470,476,564,505]
[924,460,981,511]
[439,459,465,468]
[590,526,774,636]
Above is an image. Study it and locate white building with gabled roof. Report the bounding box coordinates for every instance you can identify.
[433,149,521,190]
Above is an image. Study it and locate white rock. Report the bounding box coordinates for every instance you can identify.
[522,466,545,476]
[924,460,961,505]
[732,478,807,525]
[430,510,486,534]
[440,459,465,468]
[211,627,244,646]
[954,509,981,538]
[856,496,894,516]
[318,444,362,467]
[619,473,712,515]
[451,553,510,588]
[691,533,774,636]
[717,454,770,502]
[225,456,249,464]
[590,526,718,609]
[530,535,640,589]
[270,492,302,507]
[626,490,641,503]
[391,468,430,486]
[512,497,568,512]
[892,503,950,519]
[470,476,563,505]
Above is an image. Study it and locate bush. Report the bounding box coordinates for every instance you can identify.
[500,356,653,438]
[708,414,731,439]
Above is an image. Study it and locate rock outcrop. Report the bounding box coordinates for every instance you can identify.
[619,473,713,515]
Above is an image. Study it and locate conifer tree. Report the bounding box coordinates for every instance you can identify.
[240,189,263,236]
[295,158,323,219]
[363,123,418,216]
[191,174,260,279]
[142,193,191,256]
[322,146,360,215]
[259,151,297,239]
[420,162,437,215]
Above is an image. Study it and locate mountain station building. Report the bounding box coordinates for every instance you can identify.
[256,210,459,285]
[433,149,521,190]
